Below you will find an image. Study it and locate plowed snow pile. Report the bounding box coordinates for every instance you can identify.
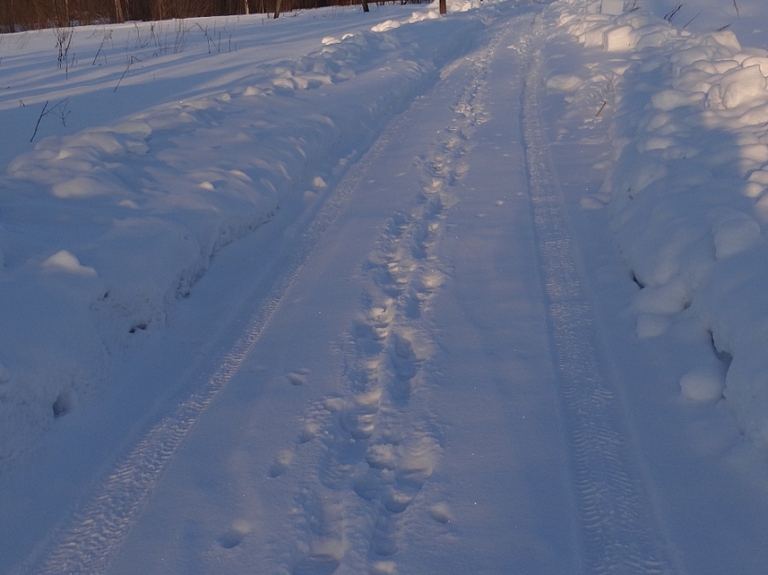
[559,0,768,447]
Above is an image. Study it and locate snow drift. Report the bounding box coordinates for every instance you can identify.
[559,0,768,447]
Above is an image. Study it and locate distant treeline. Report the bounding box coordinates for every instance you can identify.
[1,0,419,32]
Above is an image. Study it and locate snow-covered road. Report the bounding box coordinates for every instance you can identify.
[5,0,768,573]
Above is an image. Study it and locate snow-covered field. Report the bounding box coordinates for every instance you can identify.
[3,0,768,573]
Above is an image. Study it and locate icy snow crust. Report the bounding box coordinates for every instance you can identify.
[559,0,768,445]
[0,3,486,469]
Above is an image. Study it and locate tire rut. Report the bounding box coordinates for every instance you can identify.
[521,17,678,575]
[11,95,409,575]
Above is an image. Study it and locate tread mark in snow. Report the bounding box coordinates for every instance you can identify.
[280,23,502,575]
[14,85,409,575]
[522,22,677,575]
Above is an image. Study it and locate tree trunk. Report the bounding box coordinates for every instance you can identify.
[362,0,369,12]
[439,0,446,14]
[273,0,281,18]
[114,0,125,22]
[56,0,70,28]
[243,0,249,14]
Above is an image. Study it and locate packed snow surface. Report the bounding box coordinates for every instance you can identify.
[3,0,768,573]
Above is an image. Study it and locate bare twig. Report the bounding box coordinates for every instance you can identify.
[92,30,113,65]
[664,3,683,22]
[134,22,152,48]
[115,55,142,92]
[54,25,74,79]
[30,98,71,141]
[596,101,607,117]
[200,24,223,54]
[733,0,740,18]
[173,20,189,54]
[48,98,71,126]
[30,101,49,142]
[682,11,701,28]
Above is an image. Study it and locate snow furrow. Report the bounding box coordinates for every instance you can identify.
[11,97,405,575]
[522,23,677,575]
[263,26,502,575]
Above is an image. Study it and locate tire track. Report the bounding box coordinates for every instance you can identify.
[11,96,411,575]
[521,18,678,575]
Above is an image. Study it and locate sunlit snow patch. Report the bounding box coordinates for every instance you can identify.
[546,74,585,92]
[371,20,401,33]
[41,250,97,277]
[680,364,727,402]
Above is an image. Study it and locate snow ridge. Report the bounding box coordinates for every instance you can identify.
[523,16,677,575]
[558,0,768,452]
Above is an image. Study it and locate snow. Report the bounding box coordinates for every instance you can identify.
[4,0,768,573]
[558,0,768,450]
[0,3,486,471]
[680,363,727,402]
[41,250,98,276]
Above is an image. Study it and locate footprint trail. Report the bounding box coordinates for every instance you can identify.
[267,23,504,575]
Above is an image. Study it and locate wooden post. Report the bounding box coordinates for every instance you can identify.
[439,0,446,15]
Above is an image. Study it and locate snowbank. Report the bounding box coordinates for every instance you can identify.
[558,0,768,447]
[0,3,490,469]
